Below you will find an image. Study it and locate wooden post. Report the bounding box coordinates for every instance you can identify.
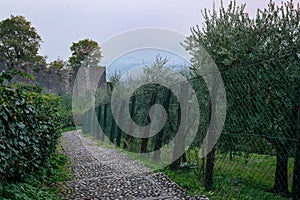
[101,103,107,141]
[116,101,125,147]
[124,96,136,149]
[97,105,102,139]
[109,103,117,143]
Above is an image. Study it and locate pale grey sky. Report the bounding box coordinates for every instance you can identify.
[0,0,296,62]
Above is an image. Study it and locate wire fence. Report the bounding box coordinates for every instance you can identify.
[81,57,300,199]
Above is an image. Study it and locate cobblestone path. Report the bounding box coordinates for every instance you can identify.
[59,130,208,200]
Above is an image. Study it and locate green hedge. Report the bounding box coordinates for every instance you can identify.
[0,85,61,184]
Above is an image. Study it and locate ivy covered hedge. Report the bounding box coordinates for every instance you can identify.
[0,84,62,184]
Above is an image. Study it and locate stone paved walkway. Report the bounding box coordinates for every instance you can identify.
[59,130,208,200]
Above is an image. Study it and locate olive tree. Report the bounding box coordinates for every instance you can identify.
[184,0,300,196]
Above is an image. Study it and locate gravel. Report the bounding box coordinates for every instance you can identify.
[58,130,209,200]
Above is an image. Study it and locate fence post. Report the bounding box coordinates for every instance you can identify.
[116,101,125,147]
[109,103,117,143]
[86,108,91,134]
[96,105,102,139]
[124,96,136,149]
[91,107,97,136]
[82,111,87,133]
[101,103,107,141]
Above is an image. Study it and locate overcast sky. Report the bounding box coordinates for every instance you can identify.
[0,0,297,62]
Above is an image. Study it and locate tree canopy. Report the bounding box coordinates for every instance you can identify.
[0,15,45,67]
[184,0,300,196]
[68,39,102,71]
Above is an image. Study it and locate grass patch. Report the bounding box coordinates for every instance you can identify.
[162,151,294,200]
[163,166,290,200]
[0,152,70,200]
[213,153,294,191]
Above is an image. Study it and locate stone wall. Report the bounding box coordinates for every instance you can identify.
[0,63,107,94]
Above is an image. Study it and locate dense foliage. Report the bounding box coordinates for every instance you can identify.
[0,153,69,200]
[49,58,65,73]
[0,15,45,67]
[0,73,62,184]
[184,0,300,197]
[68,39,102,71]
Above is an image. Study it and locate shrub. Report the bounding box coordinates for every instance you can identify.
[0,85,61,184]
